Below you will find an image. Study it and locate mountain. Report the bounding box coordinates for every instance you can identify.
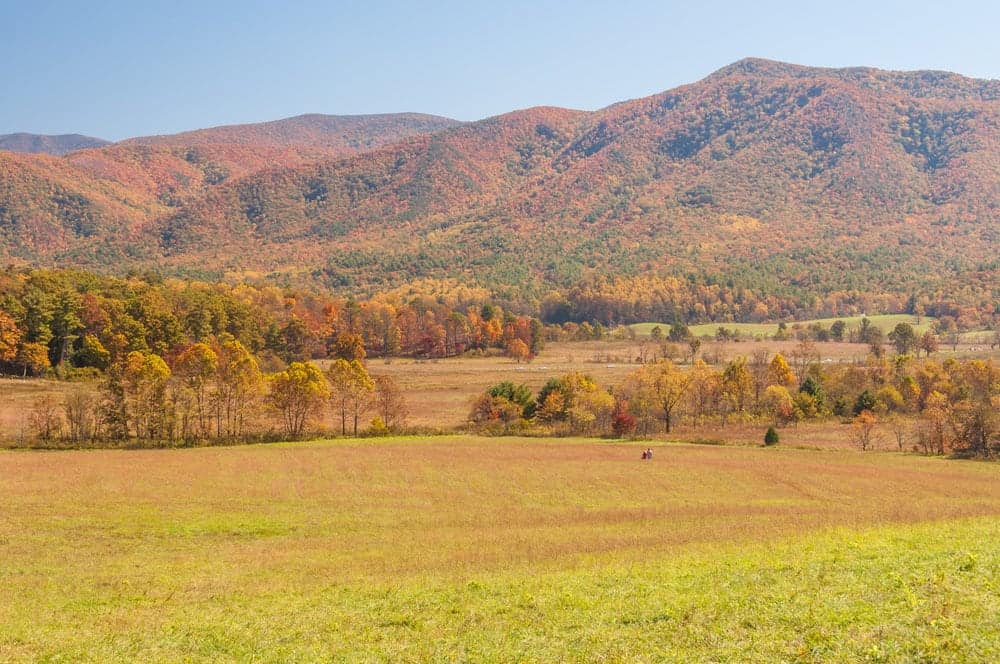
[123,113,463,153]
[0,133,111,156]
[0,113,461,264]
[1,60,997,321]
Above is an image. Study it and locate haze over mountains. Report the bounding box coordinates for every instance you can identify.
[122,113,462,151]
[0,133,111,156]
[1,59,997,319]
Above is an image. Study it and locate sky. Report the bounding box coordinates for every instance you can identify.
[4,0,1000,140]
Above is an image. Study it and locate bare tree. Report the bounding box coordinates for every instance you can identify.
[29,396,63,442]
[883,414,910,452]
[372,374,408,431]
[64,390,98,443]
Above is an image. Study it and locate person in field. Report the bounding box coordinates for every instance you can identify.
[646,448,653,460]
[641,450,648,460]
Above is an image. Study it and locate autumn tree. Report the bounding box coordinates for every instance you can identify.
[611,399,637,437]
[74,334,111,370]
[506,338,531,363]
[372,374,408,431]
[174,343,218,440]
[687,337,702,364]
[888,322,917,356]
[533,373,612,435]
[488,382,534,418]
[668,322,690,342]
[629,360,693,434]
[470,392,527,433]
[798,374,827,414]
[849,410,881,451]
[686,359,721,425]
[947,360,999,458]
[327,359,374,436]
[330,331,366,361]
[721,357,754,422]
[829,320,846,342]
[919,391,951,454]
[104,351,171,440]
[918,330,939,357]
[534,384,567,423]
[0,310,22,368]
[215,339,263,438]
[269,361,330,437]
[16,341,51,377]
[471,380,534,434]
[762,385,795,427]
[766,353,796,388]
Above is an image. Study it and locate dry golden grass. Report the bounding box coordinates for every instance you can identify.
[3,437,1000,581]
[0,377,98,440]
[668,419,910,450]
[3,437,1000,661]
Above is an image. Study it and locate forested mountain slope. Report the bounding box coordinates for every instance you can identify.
[1,59,997,323]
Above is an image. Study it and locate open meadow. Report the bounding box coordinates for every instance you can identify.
[3,436,1000,661]
[630,314,936,339]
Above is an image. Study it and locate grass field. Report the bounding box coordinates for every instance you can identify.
[3,437,1000,661]
[631,314,934,339]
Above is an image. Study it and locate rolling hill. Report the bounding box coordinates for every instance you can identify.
[0,133,111,156]
[0,59,997,323]
[123,113,463,152]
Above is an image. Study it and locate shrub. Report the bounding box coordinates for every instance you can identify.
[764,426,779,446]
[367,416,389,436]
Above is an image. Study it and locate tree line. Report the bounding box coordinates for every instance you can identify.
[23,341,409,446]
[470,354,999,459]
[0,268,548,380]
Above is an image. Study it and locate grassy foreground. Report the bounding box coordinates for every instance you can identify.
[2,437,1000,661]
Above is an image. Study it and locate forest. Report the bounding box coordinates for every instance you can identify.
[0,266,995,458]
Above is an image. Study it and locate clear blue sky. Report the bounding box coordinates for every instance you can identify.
[5,0,1000,140]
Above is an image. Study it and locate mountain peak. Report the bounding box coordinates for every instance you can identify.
[706,57,1000,101]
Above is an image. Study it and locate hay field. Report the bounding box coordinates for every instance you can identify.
[2,437,1000,661]
[631,314,934,339]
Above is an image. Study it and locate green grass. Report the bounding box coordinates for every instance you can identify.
[631,314,935,339]
[2,437,999,661]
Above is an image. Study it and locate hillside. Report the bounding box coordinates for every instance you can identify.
[123,113,462,151]
[0,133,110,156]
[150,59,1000,320]
[1,59,997,323]
[0,114,462,268]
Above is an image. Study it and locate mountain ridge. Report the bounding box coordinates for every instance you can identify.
[121,112,463,151]
[1,59,997,322]
[0,133,111,156]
